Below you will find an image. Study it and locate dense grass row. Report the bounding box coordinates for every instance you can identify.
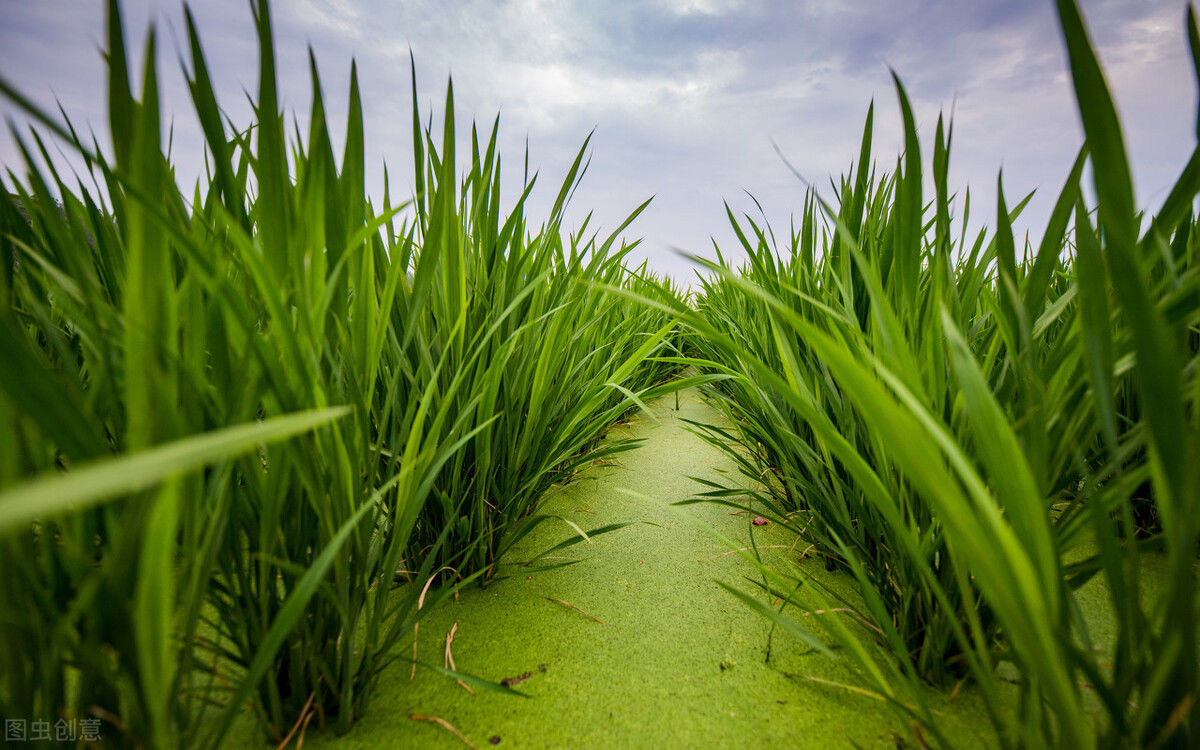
[0,1,695,746]
[678,1,1198,747]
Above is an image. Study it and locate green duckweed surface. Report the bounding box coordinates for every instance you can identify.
[293,390,996,748]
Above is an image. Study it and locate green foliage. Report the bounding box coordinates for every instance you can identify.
[684,1,1200,746]
[0,1,684,746]
[4,0,1197,748]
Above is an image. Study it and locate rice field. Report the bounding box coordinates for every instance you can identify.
[0,0,1197,747]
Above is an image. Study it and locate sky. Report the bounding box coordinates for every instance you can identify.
[0,0,1196,282]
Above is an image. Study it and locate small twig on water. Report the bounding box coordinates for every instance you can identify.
[409,714,477,749]
[546,597,608,625]
[444,622,475,695]
[702,544,789,560]
[411,566,460,682]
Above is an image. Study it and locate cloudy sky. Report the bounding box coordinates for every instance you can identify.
[0,0,1195,281]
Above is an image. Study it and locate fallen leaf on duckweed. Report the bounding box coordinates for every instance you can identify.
[500,672,532,688]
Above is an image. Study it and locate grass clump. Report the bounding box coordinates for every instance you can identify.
[0,1,687,746]
[681,1,1200,746]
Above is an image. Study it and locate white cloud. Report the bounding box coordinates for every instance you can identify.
[661,0,744,16]
[0,0,1194,282]
[295,0,366,40]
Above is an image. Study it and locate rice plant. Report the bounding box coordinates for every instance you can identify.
[682,1,1199,746]
[394,108,698,580]
[0,0,688,746]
